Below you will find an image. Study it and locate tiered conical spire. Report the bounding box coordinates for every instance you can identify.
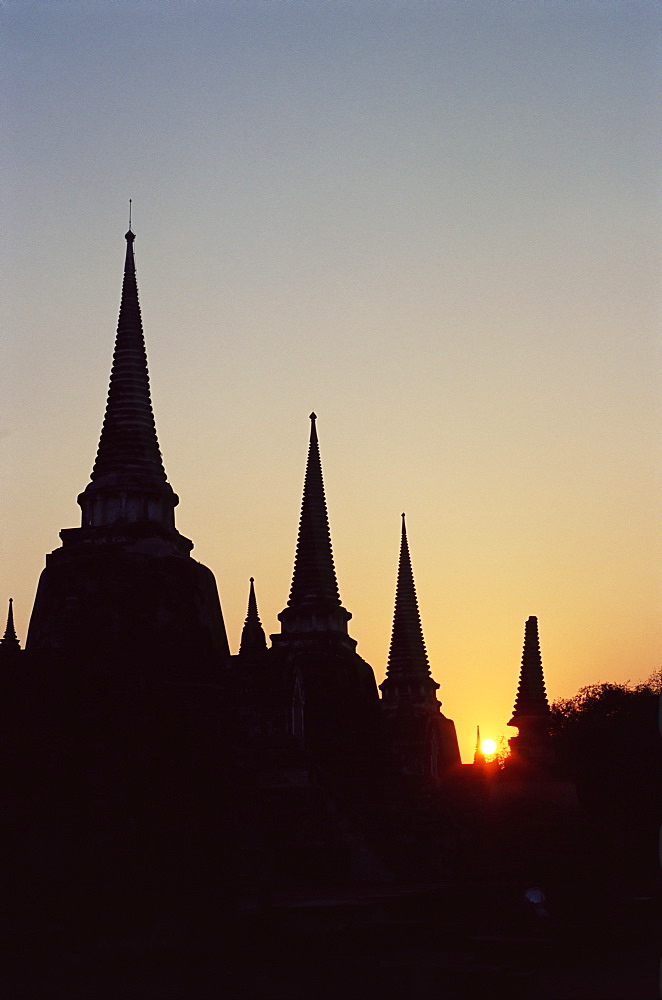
[278,414,350,635]
[91,230,167,484]
[0,598,21,653]
[509,616,550,724]
[380,517,460,774]
[239,578,267,656]
[76,229,183,540]
[384,514,434,679]
[288,414,341,610]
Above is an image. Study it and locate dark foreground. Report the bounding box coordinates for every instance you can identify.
[2,881,658,1000]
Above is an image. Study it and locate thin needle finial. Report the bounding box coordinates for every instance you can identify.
[129,198,132,229]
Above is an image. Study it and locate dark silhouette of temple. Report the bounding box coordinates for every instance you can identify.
[22,231,458,786]
[0,599,21,657]
[507,614,552,770]
[380,514,460,778]
[267,411,383,769]
[26,229,229,682]
[3,229,472,905]
[8,229,643,997]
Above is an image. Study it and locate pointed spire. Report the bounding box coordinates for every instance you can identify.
[0,598,21,654]
[509,616,550,725]
[473,725,485,764]
[239,577,267,656]
[90,229,167,484]
[75,228,185,542]
[287,414,341,610]
[380,517,461,776]
[384,514,433,679]
[380,515,440,716]
[278,414,350,635]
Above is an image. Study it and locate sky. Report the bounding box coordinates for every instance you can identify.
[2,0,660,761]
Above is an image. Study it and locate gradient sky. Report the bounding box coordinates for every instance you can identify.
[2,1,659,761]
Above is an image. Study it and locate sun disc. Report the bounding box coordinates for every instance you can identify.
[481,738,497,756]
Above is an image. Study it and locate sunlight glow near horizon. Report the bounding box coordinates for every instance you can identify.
[2,2,660,761]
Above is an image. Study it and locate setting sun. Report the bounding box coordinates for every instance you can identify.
[481,739,497,757]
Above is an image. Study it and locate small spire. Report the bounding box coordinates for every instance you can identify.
[239,577,267,656]
[384,514,433,679]
[0,598,21,654]
[473,725,484,763]
[509,616,550,725]
[128,197,132,230]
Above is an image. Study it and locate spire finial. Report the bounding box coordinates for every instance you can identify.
[125,201,135,243]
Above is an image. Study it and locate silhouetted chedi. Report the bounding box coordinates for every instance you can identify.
[0,597,21,656]
[270,413,380,767]
[86,230,173,520]
[26,229,229,678]
[6,226,644,996]
[380,514,460,778]
[277,413,352,637]
[238,577,267,657]
[507,615,552,769]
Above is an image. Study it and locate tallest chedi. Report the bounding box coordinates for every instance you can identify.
[27,229,229,678]
[78,227,185,546]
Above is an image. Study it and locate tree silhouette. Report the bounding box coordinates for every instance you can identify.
[549,670,661,888]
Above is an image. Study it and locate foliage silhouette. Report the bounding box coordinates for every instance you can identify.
[549,670,661,886]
